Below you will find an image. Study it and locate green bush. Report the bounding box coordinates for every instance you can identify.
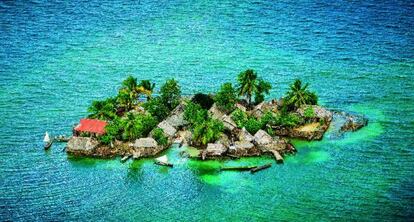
[277,112,303,128]
[215,82,237,113]
[121,113,157,141]
[184,102,208,125]
[231,108,248,128]
[192,93,214,110]
[192,118,224,146]
[152,128,168,146]
[142,97,170,122]
[160,79,181,111]
[244,117,262,135]
[304,106,315,118]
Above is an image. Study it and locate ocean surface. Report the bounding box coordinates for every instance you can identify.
[1,0,413,221]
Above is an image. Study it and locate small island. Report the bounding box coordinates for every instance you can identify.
[66,69,368,164]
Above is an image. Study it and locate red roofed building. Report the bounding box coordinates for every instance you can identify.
[73,119,108,136]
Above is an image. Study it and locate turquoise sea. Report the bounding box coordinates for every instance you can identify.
[1,0,413,221]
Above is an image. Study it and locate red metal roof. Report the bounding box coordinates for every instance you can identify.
[74,119,107,135]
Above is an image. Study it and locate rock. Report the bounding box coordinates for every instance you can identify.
[157,120,177,138]
[177,130,193,146]
[238,127,254,142]
[165,112,187,129]
[251,102,272,118]
[253,129,273,145]
[133,137,158,148]
[217,133,230,147]
[132,137,165,159]
[165,103,188,128]
[235,103,247,112]
[209,103,225,120]
[66,137,100,156]
[205,143,227,157]
[340,113,368,132]
[228,141,261,157]
[221,115,237,131]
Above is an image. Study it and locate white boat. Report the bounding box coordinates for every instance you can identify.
[154,155,173,167]
[43,132,53,150]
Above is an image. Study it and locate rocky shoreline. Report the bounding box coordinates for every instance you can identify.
[66,100,368,162]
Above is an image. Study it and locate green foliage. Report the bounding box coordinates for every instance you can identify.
[87,97,118,121]
[152,128,168,146]
[237,69,271,107]
[160,79,181,111]
[276,112,303,128]
[139,80,155,92]
[285,79,318,111]
[184,102,208,125]
[142,97,170,122]
[237,69,258,106]
[254,79,272,105]
[304,106,315,118]
[215,82,237,113]
[139,80,156,100]
[244,117,262,135]
[231,108,248,128]
[120,113,157,141]
[99,117,123,144]
[192,118,224,146]
[191,93,214,110]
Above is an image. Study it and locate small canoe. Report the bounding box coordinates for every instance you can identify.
[250,163,272,174]
[121,155,132,163]
[221,165,257,171]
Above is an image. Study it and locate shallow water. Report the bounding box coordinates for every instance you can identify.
[1,0,413,221]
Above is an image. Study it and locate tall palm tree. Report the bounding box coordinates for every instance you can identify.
[139,80,156,100]
[119,76,151,110]
[285,79,318,110]
[121,113,138,141]
[192,119,224,146]
[254,79,272,104]
[87,98,117,120]
[237,69,258,107]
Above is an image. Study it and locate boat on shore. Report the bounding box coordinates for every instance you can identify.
[43,132,53,150]
[154,155,173,167]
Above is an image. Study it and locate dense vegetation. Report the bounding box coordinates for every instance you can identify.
[86,69,318,147]
[87,76,181,144]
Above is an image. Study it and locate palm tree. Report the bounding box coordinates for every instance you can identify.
[237,69,272,107]
[87,98,117,120]
[139,80,156,100]
[285,79,318,110]
[192,118,224,146]
[119,76,151,110]
[254,79,272,104]
[121,113,139,141]
[237,69,258,107]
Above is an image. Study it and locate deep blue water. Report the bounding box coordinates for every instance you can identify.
[1,0,413,221]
